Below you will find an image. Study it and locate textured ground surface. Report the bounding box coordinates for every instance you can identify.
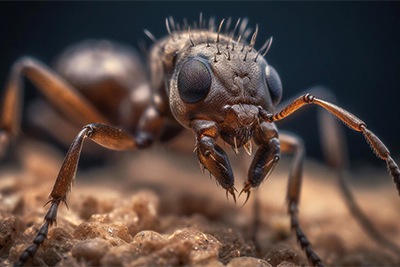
[1,140,400,266]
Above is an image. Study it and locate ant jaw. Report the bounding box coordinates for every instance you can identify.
[226,186,238,204]
[238,182,252,207]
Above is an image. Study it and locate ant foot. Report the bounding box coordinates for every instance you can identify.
[239,182,252,207]
[226,187,237,204]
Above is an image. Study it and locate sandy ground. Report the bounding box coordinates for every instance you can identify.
[1,139,400,266]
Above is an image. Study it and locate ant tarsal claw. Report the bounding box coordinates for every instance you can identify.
[238,182,251,198]
[226,187,237,204]
[242,191,251,207]
[238,182,252,207]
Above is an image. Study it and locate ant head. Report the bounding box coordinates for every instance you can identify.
[168,32,282,130]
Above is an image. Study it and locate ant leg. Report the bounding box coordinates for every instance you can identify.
[263,93,400,254]
[14,123,139,266]
[280,132,324,267]
[314,88,400,255]
[266,93,400,194]
[240,121,280,203]
[276,86,350,171]
[0,57,108,156]
[191,120,237,202]
[239,121,279,255]
[278,87,400,255]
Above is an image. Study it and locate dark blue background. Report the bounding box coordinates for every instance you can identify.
[0,1,399,167]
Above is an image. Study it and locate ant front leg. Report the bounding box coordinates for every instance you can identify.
[192,120,237,202]
[240,121,280,204]
[14,123,138,266]
[0,57,108,156]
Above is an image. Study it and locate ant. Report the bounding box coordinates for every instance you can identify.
[1,16,399,266]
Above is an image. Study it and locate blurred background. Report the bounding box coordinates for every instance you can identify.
[0,1,399,168]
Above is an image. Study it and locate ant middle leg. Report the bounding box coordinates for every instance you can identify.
[279,131,324,267]
[14,123,141,266]
[15,95,169,266]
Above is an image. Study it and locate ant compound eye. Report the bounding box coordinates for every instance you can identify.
[177,58,212,103]
[265,65,282,105]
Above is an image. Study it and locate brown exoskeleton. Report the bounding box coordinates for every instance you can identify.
[1,16,400,266]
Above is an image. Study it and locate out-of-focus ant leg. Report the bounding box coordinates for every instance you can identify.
[279,131,323,267]
[309,87,400,256]
[0,57,108,156]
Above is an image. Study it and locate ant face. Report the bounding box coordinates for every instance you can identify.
[169,40,282,139]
